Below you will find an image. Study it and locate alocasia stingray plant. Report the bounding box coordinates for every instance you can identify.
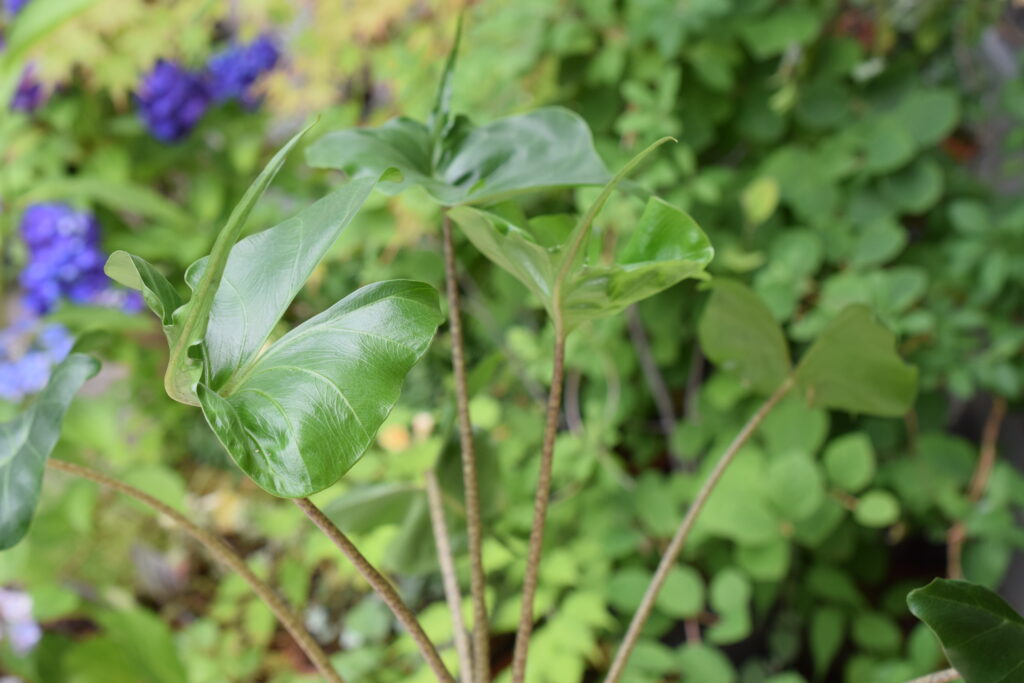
[8,15,1001,683]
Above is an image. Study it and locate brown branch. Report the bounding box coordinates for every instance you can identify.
[293,498,454,683]
[45,459,341,683]
[947,396,1007,579]
[604,377,795,683]
[442,212,491,683]
[510,334,567,683]
[426,470,474,681]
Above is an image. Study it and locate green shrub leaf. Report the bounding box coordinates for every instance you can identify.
[698,279,791,394]
[794,305,918,416]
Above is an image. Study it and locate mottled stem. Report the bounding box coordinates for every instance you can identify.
[511,334,567,683]
[293,498,454,683]
[45,459,341,682]
[442,211,491,683]
[426,470,475,682]
[905,669,961,683]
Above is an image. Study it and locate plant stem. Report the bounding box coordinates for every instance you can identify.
[905,669,961,683]
[426,470,475,682]
[947,395,1007,579]
[626,304,681,467]
[603,376,795,683]
[442,211,491,683]
[511,333,567,683]
[293,498,455,683]
[45,459,341,683]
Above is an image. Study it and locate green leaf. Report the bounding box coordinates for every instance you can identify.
[197,281,443,497]
[306,107,610,206]
[427,13,463,149]
[767,452,825,522]
[655,565,705,619]
[0,354,99,550]
[794,305,918,416]
[323,483,422,534]
[908,579,1024,683]
[105,251,182,327]
[698,279,791,394]
[810,607,845,678]
[451,195,712,333]
[677,644,737,683]
[823,432,876,493]
[187,176,380,392]
[854,489,901,528]
[708,568,752,644]
[163,124,313,405]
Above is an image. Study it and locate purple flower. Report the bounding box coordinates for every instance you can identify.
[0,320,74,402]
[4,0,30,16]
[207,35,279,107]
[0,589,41,655]
[136,60,211,142]
[10,65,45,112]
[18,204,107,314]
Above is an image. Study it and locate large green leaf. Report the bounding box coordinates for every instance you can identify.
[908,579,1024,683]
[163,125,311,405]
[185,176,379,392]
[449,196,712,332]
[197,280,443,497]
[0,354,99,550]
[697,279,792,394]
[794,305,918,416]
[306,107,610,206]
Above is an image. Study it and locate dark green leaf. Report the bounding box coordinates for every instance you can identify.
[0,354,99,549]
[197,281,443,497]
[794,305,918,416]
[698,279,791,394]
[306,107,610,206]
[908,579,1024,683]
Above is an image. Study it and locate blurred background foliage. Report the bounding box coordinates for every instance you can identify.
[2,0,1023,681]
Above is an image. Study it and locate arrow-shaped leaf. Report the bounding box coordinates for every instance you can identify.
[794,305,918,416]
[697,278,792,394]
[908,579,1024,683]
[306,107,610,207]
[198,280,443,497]
[0,353,99,549]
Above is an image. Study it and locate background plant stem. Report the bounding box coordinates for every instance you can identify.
[511,333,567,683]
[426,469,475,682]
[292,497,455,683]
[604,376,795,683]
[442,211,490,683]
[45,459,342,683]
[947,395,1007,579]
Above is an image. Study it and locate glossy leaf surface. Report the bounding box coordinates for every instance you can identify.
[0,354,99,549]
[794,305,918,416]
[306,107,610,206]
[450,196,712,332]
[697,279,792,394]
[198,281,443,497]
[186,176,379,392]
[908,579,1024,683]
